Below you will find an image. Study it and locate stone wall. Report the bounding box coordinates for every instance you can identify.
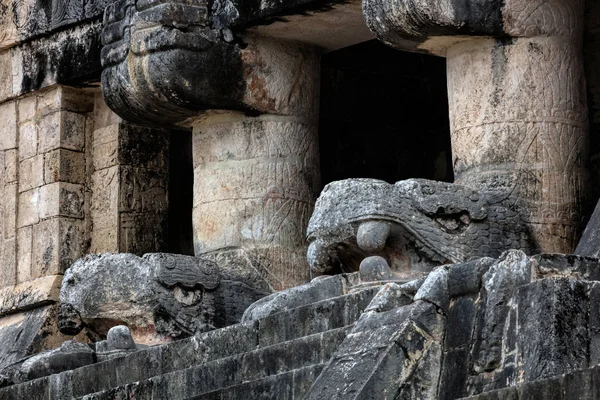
[0,86,91,289]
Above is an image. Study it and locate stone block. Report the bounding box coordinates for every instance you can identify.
[18,121,38,161]
[119,212,167,254]
[36,87,93,115]
[517,278,589,382]
[18,95,38,123]
[17,188,40,228]
[39,182,84,220]
[90,166,119,231]
[0,238,16,288]
[0,101,17,151]
[93,93,121,130]
[445,296,477,349]
[92,124,119,170]
[17,226,32,283]
[2,182,17,239]
[57,87,94,113]
[37,112,60,153]
[439,347,470,400]
[33,218,84,278]
[0,51,13,101]
[44,149,85,184]
[118,125,169,169]
[0,275,62,316]
[0,12,18,50]
[242,275,347,322]
[119,166,168,214]
[38,88,64,115]
[18,154,44,192]
[10,47,22,97]
[0,151,5,185]
[60,111,87,151]
[90,227,118,254]
[38,111,86,153]
[4,149,17,183]
[589,283,600,365]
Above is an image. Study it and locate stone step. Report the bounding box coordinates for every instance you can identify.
[255,286,379,347]
[78,327,349,400]
[187,364,325,400]
[0,286,377,400]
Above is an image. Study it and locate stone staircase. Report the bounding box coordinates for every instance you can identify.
[0,284,380,400]
[3,251,596,399]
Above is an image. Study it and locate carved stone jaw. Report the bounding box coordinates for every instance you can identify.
[101,0,319,125]
[58,253,271,344]
[307,218,456,281]
[307,178,530,279]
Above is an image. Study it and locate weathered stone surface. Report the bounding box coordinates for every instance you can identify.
[363,282,413,313]
[256,287,377,348]
[193,112,319,290]
[307,178,530,277]
[95,325,140,361]
[0,305,78,372]
[1,339,94,387]
[0,275,62,316]
[517,278,589,382]
[0,22,102,103]
[0,0,111,51]
[531,253,600,281]
[447,257,494,296]
[356,220,390,252]
[101,0,320,125]
[359,255,394,282]
[462,365,600,400]
[95,325,136,352]
[471,250,531,375]
[90,122,170,255]
[414,266,450,312]
[59,253,272,343]
[305,299,445,399]
[0,101,17,151]
[242,274,349,322]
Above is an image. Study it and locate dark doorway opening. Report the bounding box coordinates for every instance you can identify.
[168,131,194,255]
[318,40,453,187]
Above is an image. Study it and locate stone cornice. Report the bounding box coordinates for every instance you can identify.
[362,0,583,55]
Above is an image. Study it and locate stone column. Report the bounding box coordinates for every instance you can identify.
[364,0,588,254]
[448,36,587,253]
[191,36,320,290]
[101,2,321,289]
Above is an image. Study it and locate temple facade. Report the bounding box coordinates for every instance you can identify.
[1,0,600,398]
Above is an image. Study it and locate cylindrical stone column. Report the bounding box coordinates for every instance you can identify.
[448,30,588,253]
[191,37,320,290]
[363,0,589,255]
